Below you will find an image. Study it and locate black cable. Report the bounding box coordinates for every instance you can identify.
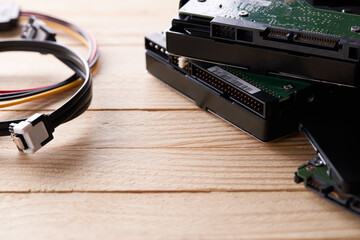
[0,5,98,153]
[0,14,99,103]
[0,39,92,136]
[0,70,79,102]
[0,119,25,136]
[0,76,77,100]
[52,83,93,127]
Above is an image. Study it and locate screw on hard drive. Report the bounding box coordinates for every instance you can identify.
[351,26,360,33]
[239,11,249,17]
[283,84,294,90]
[308,157,324,167]
[306,166,317,172]
[313,158,323,166]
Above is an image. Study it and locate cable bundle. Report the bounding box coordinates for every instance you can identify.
[0,4,100,153]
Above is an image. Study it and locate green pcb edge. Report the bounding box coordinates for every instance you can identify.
[180,0,360,39]
[220,65,311,101]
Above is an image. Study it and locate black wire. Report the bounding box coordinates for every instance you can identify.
[0,50,87,102]
[0,14,99,102]
[63,93,92,124]
[0,118,25,136]
[0,49,98,101]
[0,39,92,135]
[51,83,93,127]
[0,70,79,102]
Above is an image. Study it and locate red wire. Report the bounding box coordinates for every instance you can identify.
[1,12,97,95]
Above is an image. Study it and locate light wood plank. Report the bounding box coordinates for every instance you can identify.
[0,192,359,240]
[0,110,311,149]
[11,0,178,46]
[0,148,314,192]
[15,0,177,16]
[0,46,147,78]
[0,110,314,192]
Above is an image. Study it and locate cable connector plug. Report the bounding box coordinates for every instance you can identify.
[9,114,54,154]
[21,16,56,41]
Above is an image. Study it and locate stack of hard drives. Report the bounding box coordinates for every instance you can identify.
[145,0,360,217]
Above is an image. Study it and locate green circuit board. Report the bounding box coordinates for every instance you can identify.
[297,163,334,184]
[180,0,360,39]
[220,65,311,101]
[296,162,360,216]
[172,55,311,101]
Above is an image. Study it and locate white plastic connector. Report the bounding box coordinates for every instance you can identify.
[178,56,188,69]
[9,113,54,154]
[21,16,56,41]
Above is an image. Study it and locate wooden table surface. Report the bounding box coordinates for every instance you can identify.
[1,0,360,239]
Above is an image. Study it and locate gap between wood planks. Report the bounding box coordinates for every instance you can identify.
[0,109,202,112]
[0,189,308,194]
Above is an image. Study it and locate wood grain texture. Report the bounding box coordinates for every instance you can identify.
[0,110,310,149]
[0,193,360,240]
[0,147,314,192]
[13,0,177,46]
[0,0,359,239]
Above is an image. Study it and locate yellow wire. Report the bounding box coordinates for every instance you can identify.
[1,61,99,109]
[0,79,83,108]
[0,17,97,109]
